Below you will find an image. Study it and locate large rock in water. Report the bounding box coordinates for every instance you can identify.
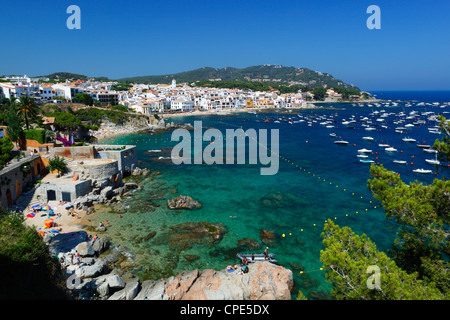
[134,261,293,300]
[167,195,202,210]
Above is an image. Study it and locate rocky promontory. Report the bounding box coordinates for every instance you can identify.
[44,230,293,300]
[135,261,294,300]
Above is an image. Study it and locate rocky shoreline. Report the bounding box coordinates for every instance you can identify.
[34,165,295,300]
[44,228,293,300]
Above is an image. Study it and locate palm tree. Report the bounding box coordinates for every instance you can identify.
[47,156,67,177]
[17,96,39,130]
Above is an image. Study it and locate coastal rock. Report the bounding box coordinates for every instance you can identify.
[92,237,110,255]
[167,195,202,210]
[108,279,140,300]
[131,167,150,176]
[46,231,89,256]
[133,262,293,300]
[106,274,126,290]
[76,241,95,257]
[168,221,227,250]
[75,258,108,279]
[124,182,139,190]
[134,280,165,300]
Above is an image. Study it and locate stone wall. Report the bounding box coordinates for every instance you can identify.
[51,146,95,160]
[0,155,45,207]
[83,160,119,181]
[95,145,137,175]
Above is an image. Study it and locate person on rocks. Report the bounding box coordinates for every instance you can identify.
[264,247,269,260]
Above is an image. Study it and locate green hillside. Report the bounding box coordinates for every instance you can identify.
[118,65,359,90]
[38,72,110,82]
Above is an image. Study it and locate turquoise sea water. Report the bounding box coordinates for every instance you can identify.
[94,92,449,299]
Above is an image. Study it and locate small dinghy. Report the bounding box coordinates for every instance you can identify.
[236,252,278,264]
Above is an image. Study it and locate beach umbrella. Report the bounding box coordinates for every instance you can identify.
[42,205,51,210]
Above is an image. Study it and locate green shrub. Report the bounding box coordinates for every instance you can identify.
[24,129,46,144]
[0,208,69,299]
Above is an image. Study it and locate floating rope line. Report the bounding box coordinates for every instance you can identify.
[213,120,381,231]
[120,117,381,231]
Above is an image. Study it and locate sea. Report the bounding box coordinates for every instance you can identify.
[94,90,450,300]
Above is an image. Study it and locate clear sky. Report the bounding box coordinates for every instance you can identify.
[1,0,449,91]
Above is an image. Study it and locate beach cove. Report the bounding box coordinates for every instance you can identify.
[90,95,449,299]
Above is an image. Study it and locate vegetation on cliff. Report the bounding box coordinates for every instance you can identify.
[0,208,69,299]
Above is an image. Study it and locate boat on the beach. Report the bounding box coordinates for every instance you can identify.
[236,252,278,264]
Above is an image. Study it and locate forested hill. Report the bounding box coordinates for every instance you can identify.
[118,65,360,91]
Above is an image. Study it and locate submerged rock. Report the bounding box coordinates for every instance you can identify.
[237,238,262,251]
[260,229,276,247]
[167,221,227,250]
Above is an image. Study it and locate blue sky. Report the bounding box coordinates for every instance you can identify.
[1,0,449,91]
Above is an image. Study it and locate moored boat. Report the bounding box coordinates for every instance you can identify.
[236,252,277,264]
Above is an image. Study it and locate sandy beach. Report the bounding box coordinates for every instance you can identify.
[93,127,146,142]
[22,200,97,236]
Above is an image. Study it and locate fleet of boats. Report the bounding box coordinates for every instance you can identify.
[255,100,448,176]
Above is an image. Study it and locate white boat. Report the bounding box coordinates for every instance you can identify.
[385,147,397,152]
[334,140,349,145]
[402,137,416,142]
[378,144,390,148]
[362,137,374,141]
[425,154,440,165]
[358,148,372,153]
[330,133,336,137]
[360,159,374,163]
[393,160,407,164]
[357,154,369,158]
[413,169,432,174]
[365,127,376,131]
[425,159,440,165]
[423,148,438,154]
